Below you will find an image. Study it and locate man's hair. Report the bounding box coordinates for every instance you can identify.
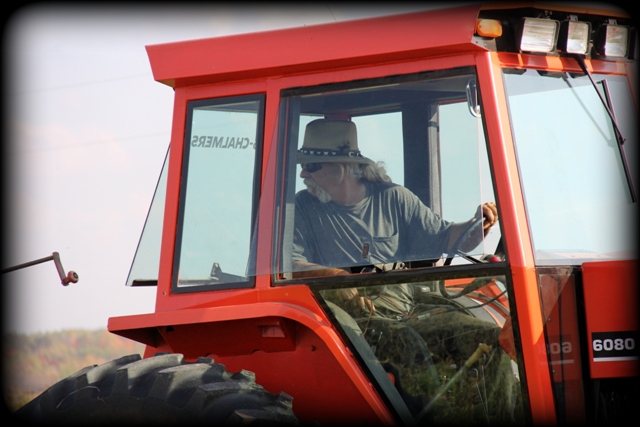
[345,162,392,183]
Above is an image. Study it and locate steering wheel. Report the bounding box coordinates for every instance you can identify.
[443,218,485,266]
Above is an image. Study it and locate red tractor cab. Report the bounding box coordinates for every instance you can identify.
[17,3,638,425]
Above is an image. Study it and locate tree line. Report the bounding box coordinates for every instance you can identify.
[2,329,145,412]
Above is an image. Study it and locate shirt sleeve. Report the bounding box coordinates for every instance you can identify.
[396,186,453,259]
[292,193,313,263]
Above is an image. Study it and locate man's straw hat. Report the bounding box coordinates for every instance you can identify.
[297,119,374,165]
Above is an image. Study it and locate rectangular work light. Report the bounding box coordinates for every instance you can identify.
[517,18,560,53]
[594,22,629,58]
[558,18,591,55]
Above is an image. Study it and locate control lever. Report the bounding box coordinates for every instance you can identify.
[416,343,491,421]
[1,251,79,286]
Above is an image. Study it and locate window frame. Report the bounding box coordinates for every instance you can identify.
[271,67,505,285]
[171,93,266,294]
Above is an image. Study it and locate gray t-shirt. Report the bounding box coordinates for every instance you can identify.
[292,181,452,269]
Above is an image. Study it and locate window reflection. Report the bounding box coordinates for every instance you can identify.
[320,276,524,424]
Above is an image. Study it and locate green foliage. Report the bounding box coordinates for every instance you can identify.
[2,329,145,412]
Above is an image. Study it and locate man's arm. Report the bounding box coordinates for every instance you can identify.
[291,260,350,278]
[291,260,374,313]
[446,202,499,253]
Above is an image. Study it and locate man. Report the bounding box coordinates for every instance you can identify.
[292,118,498,306]
[291,119,521,424]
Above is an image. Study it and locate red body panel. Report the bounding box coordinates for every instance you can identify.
[110,291,393,424]
[145,4,483,88]
[538,270,587,424]
[582,260,639,379]
[476,52,557,424]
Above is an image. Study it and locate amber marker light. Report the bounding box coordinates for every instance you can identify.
[476,19,503,38]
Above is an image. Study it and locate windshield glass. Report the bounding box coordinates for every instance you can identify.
[503,69,638,265]
[263,67,502,278]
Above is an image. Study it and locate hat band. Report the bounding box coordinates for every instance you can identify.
[298,148,364,158]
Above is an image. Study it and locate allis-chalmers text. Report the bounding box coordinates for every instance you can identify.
[191,135,255,149]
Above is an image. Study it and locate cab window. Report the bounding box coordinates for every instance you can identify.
[172,94,264,291]
[275,68,500,278]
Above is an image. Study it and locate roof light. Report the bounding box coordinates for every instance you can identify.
[476,19,502,38]
[558,16,591,55]
[594,21,629,58]
[517,18,559,53]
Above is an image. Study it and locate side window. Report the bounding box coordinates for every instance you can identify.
[352,113,405,186]
[173,95,264,291]
[440,101,498,259]
[125,146,168,287]
[276,69,502,278]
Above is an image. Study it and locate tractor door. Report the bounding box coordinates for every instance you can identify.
[268,66,525,425]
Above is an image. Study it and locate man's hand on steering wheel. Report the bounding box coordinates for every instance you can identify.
[479,201,499,235]
[335,288,375,313]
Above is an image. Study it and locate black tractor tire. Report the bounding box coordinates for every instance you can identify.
[13,353,299,425]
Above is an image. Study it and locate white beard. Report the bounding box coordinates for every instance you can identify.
[304,178,331,203]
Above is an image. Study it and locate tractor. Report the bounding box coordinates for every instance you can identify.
[15,3,638,425]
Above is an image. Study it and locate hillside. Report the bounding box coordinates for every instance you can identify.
[2,329,145,412]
